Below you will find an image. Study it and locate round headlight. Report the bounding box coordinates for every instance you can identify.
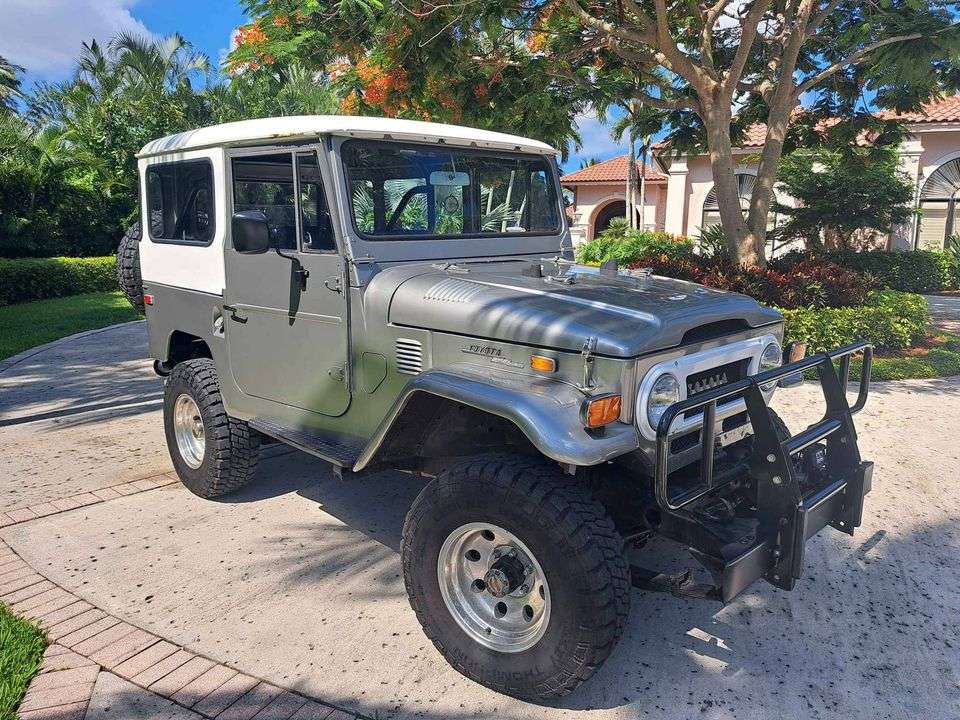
[759,341,782,390]
[647,373,681,430]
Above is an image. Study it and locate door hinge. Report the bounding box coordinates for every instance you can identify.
[222,304,248,323]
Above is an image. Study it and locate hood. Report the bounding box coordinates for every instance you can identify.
[388,265,783,358]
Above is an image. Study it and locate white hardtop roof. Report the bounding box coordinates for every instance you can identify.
[138,115,558,158]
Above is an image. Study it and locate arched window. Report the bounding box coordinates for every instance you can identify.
[917,158,960,250]
[701,174,781,251]
[702,174,757,229]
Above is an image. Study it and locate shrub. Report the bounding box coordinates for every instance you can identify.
[822,249,954,292]
[625,255,873,309]
[692,223,730,261]
[780,290,929,353]
[576,227,693,265]
[0,256,118,306]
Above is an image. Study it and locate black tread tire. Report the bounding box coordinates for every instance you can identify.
[116,221,144,313]
[401,454,631,702]
[163,358,259,498]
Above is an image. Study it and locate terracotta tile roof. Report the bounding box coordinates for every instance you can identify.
[876,94,960,123]
[653,95,960,152]
[560,155,668,184]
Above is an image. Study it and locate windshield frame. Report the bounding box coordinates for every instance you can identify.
[340,138,564,243]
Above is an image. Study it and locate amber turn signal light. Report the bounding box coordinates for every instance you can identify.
[786,341,807,363]
[583,395,622,428]
[530,355,557,373]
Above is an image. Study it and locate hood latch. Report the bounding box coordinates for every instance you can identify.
[580,336,598,390]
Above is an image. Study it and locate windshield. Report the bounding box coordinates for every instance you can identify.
[343,140,561,240]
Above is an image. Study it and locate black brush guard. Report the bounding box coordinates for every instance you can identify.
[641,341,874,603]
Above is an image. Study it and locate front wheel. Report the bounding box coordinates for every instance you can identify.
[401,455,630,701]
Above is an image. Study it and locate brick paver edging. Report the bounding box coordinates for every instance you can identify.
[0,471,180,528]
[1,493,364,719]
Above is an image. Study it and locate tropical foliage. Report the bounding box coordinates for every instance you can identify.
[774,143,915,251]
[230,0,960,267]
[0,36,339,258]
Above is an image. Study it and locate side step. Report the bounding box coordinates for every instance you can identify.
[630,566,720,601]
[249,419,363,469]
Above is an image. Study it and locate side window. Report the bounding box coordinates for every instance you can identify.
[296,152,336,252]
[232,153,296,250]
[145,160,215,244]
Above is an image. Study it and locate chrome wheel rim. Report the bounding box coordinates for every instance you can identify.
[173,394,205,469]
[437,522,550,653]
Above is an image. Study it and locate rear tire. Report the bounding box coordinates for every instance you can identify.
[116,221,144,313]
[163,358,259,498]
[401,454,630,701]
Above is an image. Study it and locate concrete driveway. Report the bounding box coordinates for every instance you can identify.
[2,323,959,719]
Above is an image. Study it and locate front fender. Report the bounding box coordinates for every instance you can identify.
[353,368,640,471]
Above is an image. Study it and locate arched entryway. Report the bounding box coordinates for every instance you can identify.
[917,158,960,250]
[592,200,641,238]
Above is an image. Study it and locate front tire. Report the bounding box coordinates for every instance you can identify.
[163,358,259,498]
[401,454,630,701]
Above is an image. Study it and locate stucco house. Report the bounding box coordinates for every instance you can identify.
[562,95,960,255]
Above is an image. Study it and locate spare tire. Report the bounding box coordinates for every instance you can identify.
[116,221,144,312]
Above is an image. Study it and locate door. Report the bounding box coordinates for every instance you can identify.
[224,149,351,416]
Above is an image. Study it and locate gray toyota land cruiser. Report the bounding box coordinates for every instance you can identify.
[126,115,874,702]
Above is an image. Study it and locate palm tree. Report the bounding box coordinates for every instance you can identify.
[0,55,24,110]
[207,63,339,123]
[111,32,210,97]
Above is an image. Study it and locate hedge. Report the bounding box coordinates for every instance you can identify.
[0,256,118,306]
[780,290,929,353]
[822,249,956,293]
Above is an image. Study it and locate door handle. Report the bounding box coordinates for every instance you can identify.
[222,304,248,323]
[324,276,342,293]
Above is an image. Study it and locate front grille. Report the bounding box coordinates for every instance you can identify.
[683,359,750,418]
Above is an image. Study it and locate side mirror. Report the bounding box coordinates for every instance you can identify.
[232,210,270,254]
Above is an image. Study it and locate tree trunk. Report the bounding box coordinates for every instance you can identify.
[638,140,648,231]
[702,104,762,267]
[626,133,636,229]
[745,87,796,265]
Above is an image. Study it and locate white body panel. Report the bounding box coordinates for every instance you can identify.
[137,115,558,158]
[138,147,226,295]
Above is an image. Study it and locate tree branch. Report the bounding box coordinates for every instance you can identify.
[698,0,729,75]
[720,0,773,98]
[794,30,932,96]
[560,0,650,46]
[631,88,700,112]
[650,0,714,90]
[805,0,844,37]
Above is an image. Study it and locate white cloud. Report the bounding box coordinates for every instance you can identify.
[0,0,153,79]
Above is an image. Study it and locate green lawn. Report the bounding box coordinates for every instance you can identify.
[0,604,47,720]
[0,291,141,361]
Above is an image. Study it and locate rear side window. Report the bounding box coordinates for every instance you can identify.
[145,160,215,244]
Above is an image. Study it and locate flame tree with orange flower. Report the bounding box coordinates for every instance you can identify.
[230,0,960,269]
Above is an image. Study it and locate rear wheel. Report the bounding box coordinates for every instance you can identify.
[163,358,259,498]
[401,454,630,701]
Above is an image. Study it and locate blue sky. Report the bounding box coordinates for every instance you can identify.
[0,0,623,171]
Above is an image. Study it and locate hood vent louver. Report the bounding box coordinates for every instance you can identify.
[423,277,484,304]
[395,338,424,375]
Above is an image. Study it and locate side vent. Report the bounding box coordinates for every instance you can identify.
[395,338,424,375]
